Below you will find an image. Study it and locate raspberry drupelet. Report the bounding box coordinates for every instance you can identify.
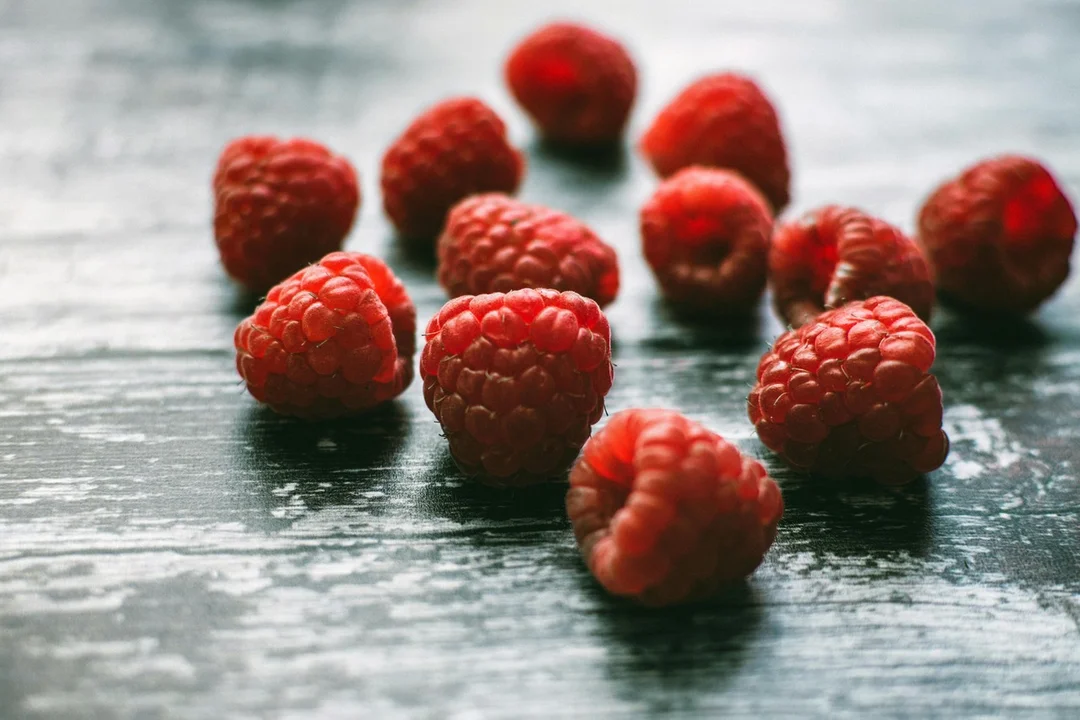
[235,252,415,419]
[438,193,620,307]
[566,409,783,606]
[917,154,1077,314]
[639,72,790,213]
[421,289,613,485]
[770,206,934,329]
[748,296,949,486]
[640,167,773,316]
[381,97,525,242]
[505,21,637,145]
[213,136,360,293]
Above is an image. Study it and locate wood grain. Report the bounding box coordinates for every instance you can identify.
[1,0,1079,717]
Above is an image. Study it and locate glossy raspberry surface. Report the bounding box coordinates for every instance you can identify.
[639,73,790,212]
[505,22,637,145]
[421,289,613,485]
[235,252,415,419]
[770,206,934,329]
[640,167,772,316]
[566,409,783,606]
[213,136,360,293]
[438,193,620,307]
[381,97,525,241]
[917,154,1077,314]
[748,296,948,485]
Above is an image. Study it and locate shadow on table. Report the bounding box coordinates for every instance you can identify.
[596,582,765,703]
[237,402,411,515]
[777,470,934,562]
[529,137,630,181]
[226,283,265,320]
[638,297,767,355]
[414,451,569,526]
[384,232,439,276]
[932,305,1052,354]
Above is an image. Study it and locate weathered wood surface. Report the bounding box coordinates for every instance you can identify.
[2,0,1079,717]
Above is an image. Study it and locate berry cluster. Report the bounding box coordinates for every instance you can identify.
[213,19,1077,606]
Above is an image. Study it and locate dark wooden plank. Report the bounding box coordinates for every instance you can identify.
[1,0,1079,717]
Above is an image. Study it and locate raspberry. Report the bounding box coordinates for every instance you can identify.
[770,206,934,329]
[917,155,1077,314]
[438,193,620,307]
[566,409,783,606]
[421,289,613,485]
[213,136,360,293]
[640,167,772,316]
[639,73,790,212]
[381,97,525,241]
[748,296,949,486]
[505,22,637,145]
[235,252,415,419]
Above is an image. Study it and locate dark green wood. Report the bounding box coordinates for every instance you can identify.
[1,1,1079,717]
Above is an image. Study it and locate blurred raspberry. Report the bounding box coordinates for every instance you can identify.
[748,296,949,485]
[917,154,1077,314]
[505,21,636,145]
[640,167,772,316]
[235,252,415,419]
[421,289,613,485]
[639,72,790,212]
[438,193,619,307]
[381,97,525,241]
[770,206,934,329]
[566,408,783,606]
[213,136,359,293]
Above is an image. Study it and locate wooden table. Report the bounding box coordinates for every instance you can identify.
[2,1,1079,717]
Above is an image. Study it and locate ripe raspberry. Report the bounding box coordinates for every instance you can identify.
[421,289,613,485]
[438,193,620,307]
[505,22,637,145]
[917,155,1077,314]
[235,252,415,419]
[381,97,525,241]
[639,73,790,212]
[640,167,772,316]
[566,409,783,606]
[748,296,949,486]
[770,206,934,329]
[213,136,360,293]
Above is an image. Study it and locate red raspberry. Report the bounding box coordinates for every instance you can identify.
[748,296,949,486]
[421,289,613,485]
[235,252,415,419]
[505,22,637,145]
[917,155,1077,314]
[640,167,772,316]
[213,136,360,293]
[437,193,620,307]
[381,97,525,241]
[639,73,790,212]
[770,206,934,329]
[566,409,783,606]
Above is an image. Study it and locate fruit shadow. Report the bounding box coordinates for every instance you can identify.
[775,468,934,562]
[594,582,766,702]
[638,296,766,355]
[237,402,411,522]
[931,304,1056,396]
[384,231,439,276]
[529,138,630,182]
[225,283,265,320]
[932,305,1051,355]
[413,451,569,528]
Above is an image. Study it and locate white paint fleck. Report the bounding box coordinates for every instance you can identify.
[944,404,1029,478]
